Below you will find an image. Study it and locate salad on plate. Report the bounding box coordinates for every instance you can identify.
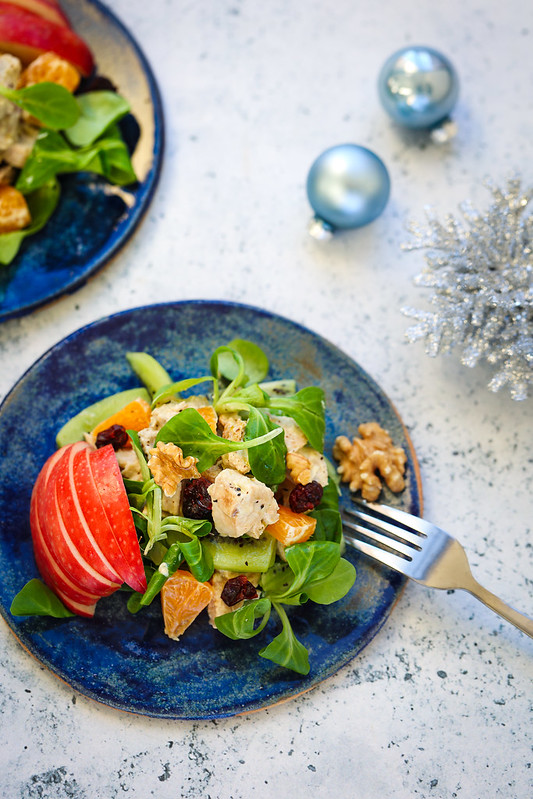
[12,339,362,676]
[0,0,137,265]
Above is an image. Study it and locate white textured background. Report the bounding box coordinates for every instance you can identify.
[1,1,532,797]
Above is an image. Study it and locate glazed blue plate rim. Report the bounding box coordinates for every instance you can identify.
[0,0,165,323]
[0,300,422,719]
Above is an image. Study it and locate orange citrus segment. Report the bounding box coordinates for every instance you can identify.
[19,51,81,92]
[265,505,317,546]
[161,570,214,640]
[91,398,152,437]
[196,406,218,433]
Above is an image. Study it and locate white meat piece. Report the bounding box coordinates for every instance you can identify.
[219,412,250,474]
[138,395,209,452]
[207,468,279,538]
[161,483,182,516]
[115,447,143,481]
[221,450,250,474]
[269,414,308,452]
[0,55,21,151]
[297,445,329,486]
[4,122,39,168]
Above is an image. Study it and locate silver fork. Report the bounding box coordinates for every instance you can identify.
[341,501,533,638]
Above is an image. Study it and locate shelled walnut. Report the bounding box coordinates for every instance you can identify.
[333,422,406,501]
[148,441,200,497]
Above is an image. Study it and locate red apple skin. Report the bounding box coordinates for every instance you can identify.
[41,446,121,596]
[0,3,94,75]
[73,446,146,593]
[30,449,99,616]
[4,0,70,27]
[54,441,123,584]
[89,446,147,594]
[29,440,146,616]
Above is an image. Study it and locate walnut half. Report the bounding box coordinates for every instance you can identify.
[333,422,407,501]
[148,441,200,497]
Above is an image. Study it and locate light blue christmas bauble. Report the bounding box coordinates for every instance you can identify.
[306,144,390,236]
[378,46,459,129]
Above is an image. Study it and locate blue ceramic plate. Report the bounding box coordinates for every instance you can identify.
[0,0,164,322]
[0,301,422,719]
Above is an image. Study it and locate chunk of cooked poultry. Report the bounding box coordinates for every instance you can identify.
[207,468,279,538]
[268,414,307,452]
[0,54,22,151]
[218,412,250,474]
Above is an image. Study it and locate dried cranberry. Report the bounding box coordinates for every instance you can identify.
[221,575,258,606]
[95,424,130,451]
[289,481,323,513]
[181,477,213,520]
[79,74,118,93]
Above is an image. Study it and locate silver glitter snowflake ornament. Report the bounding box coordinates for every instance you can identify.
[402,179,533,400]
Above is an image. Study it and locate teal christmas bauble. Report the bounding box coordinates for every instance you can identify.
[306,144,390,236]
[378,46,459,129]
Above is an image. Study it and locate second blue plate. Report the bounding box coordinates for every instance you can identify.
[0,0,164,322]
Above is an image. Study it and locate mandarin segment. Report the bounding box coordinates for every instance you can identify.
[19,51,80,92]
[0,184,31,232]
[161,570,214,640]
[91,398,152,437]
[196,405,218,433]
[265,505,317,546]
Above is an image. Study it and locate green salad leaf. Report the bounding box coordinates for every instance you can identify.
[245,406,287,486]
[66,91,131,147]
[10,578,75,618]
[268,386,326,452]
[303,558,356,605]
[155,407,283,472]
[138,543,184,607]
[309,477,343,543]
[16,126,137,194]
[0,81,80,130]
[215,339,269,386]
[215,597,272,640]
[259,603,310,675]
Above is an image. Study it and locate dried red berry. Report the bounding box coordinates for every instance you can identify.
[221,575,258,606]
[181,477,213,520]
[289,481,323,513]
[95,424,130,451]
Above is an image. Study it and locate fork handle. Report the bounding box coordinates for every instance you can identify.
[465,579,533,639]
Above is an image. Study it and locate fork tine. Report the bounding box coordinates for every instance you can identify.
[342,530,416,577]
[342,505,425,549]
[351,499,438,539]
[341,515,419,560]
